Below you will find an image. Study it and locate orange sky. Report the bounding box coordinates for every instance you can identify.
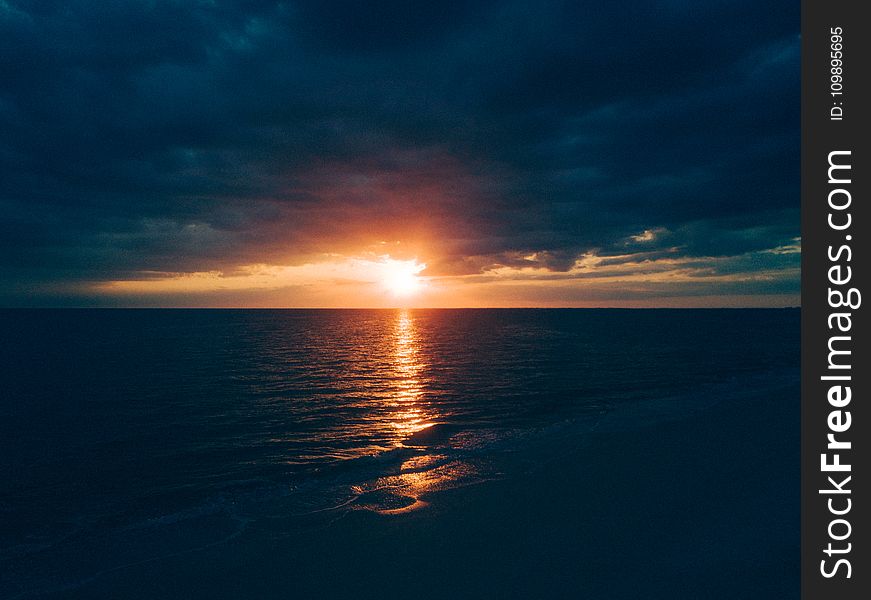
[88,243,801,308]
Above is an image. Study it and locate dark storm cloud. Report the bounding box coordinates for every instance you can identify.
[0,0,798,302]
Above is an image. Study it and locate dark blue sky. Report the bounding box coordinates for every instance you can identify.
[0,1,799,307]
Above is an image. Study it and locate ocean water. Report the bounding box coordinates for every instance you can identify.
[0,309,799,597]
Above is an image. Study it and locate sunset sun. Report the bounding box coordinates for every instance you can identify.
[381,259,426,297]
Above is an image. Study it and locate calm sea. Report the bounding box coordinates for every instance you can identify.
[0,308,799,596]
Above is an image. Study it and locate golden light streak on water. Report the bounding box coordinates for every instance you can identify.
[387,309,434,440]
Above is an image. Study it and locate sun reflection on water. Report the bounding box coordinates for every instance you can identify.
[351,454,483,515]
[343,310,487,515]
[387,309,434,441]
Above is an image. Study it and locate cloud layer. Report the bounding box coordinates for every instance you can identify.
[0,0,799,306]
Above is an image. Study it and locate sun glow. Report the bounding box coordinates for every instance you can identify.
[380,259,426,297]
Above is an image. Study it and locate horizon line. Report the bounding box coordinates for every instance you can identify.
[0,305,802,310]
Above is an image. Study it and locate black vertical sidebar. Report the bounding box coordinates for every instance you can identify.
[802,1,868,598]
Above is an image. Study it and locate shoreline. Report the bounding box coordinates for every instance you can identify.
[45,370,799,599]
